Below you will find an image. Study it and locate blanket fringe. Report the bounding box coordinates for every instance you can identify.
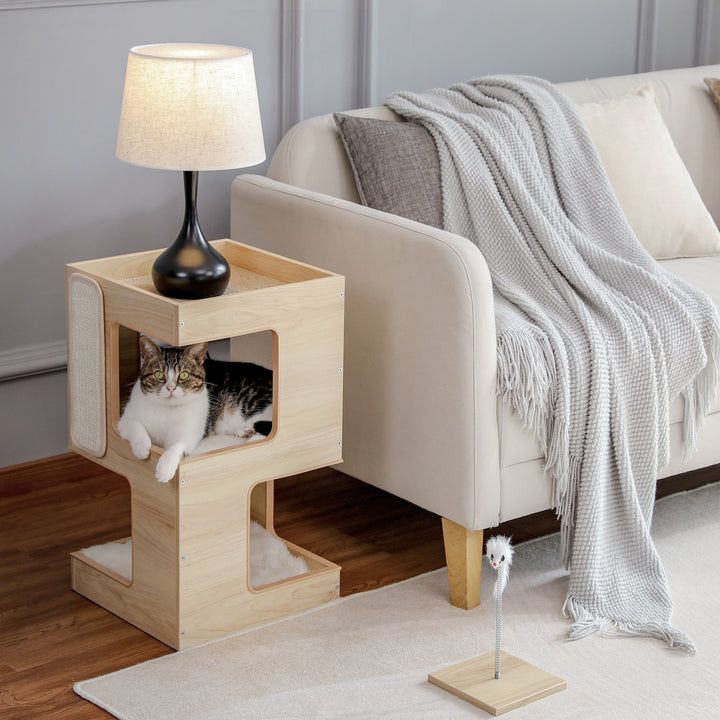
[682,328,720,459]
[562,595,697,653]
[496,327,555,447]
[496,326,581,567]
[496,326,570,488]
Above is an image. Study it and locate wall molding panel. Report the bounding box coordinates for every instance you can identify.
[281,0,305,134]
[695,0,714,66]
[0,0,166,10]
[636,0,658,73]
[358,0,378,108]
[0,340,66,381]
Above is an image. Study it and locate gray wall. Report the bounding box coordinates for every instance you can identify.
[1,0,718,467]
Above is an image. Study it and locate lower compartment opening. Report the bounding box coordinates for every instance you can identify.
[71,483,337,594]
[73,532,326,590]
[116,326,277,460]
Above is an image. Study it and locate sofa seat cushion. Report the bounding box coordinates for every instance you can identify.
[499,255,720,468]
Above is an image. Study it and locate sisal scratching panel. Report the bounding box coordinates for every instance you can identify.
[68,273,106,457]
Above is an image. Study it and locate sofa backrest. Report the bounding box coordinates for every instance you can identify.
[267,64,720,225]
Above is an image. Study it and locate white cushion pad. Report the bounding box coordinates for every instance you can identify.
[579,88,720,259]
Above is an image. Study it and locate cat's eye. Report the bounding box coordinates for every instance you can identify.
[178,371,190,381]
[153,370,165,381]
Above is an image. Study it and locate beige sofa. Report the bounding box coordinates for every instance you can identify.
[231,65,720,608]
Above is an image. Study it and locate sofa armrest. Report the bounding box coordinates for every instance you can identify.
[231,174,500,530]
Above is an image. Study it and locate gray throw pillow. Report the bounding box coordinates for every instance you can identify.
[333,113,443,229]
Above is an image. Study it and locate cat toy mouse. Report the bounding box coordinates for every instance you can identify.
[428,532,564,711]
[486,535,514,679]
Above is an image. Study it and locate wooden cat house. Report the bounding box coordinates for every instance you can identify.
[65,239,344,649]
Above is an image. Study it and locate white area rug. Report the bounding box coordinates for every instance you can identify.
[75,484,720,720]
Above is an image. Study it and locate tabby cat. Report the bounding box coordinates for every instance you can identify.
[119,336,273,482]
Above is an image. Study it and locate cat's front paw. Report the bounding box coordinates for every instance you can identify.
[130,433,152,460]
[155,449,180,483]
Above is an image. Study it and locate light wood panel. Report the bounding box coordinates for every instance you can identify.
[71,405,179,646]
[442,517,483,610]
[218,238,329,284]
[250,481,274,529]
[66,239,337,346]
[177,264,344,644]
[177,274,343,344]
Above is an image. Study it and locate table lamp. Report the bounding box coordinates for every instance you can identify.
[116,43,266,299]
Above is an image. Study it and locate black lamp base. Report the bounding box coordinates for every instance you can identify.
[152,171,230,300]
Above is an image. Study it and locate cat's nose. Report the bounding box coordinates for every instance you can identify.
[166,384,176,394]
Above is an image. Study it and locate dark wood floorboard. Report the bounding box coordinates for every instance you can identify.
[1,453,717,719]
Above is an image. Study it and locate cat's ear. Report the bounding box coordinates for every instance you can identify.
[184,342,208,365]
[138,336,161,367]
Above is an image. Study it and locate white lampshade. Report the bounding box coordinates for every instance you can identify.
[116,43,265,171]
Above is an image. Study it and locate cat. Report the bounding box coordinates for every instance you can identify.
[118,337,209,482]
[119,336,273,482]
[204,355,273,442]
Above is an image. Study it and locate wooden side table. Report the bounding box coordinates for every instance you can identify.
[66,239,344,649]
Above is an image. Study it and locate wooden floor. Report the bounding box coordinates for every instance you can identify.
[1,454,717,719]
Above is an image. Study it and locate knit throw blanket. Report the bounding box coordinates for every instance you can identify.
[386,76,720,651]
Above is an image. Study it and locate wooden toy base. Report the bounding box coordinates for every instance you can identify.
[428,651,566,716]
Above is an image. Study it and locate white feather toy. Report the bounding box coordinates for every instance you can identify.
[485,535,514,679]
[486,535,514,595]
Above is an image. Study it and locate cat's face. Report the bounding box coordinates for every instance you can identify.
[138,336,208,404]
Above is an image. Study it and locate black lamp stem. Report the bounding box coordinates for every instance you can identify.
[151,170,231,300]
[181,170,201,240]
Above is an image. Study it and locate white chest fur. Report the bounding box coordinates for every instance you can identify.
[121,382,208,446]
[118,382,209,482]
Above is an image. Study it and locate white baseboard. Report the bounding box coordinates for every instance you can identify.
[0,340,67,381]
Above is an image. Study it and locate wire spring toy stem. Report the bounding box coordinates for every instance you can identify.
[495,570,502,679]
[486,535,513,681]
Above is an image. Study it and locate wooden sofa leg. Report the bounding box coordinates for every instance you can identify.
[441,517,483,610]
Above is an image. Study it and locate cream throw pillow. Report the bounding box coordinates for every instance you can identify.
[579,87,720,259]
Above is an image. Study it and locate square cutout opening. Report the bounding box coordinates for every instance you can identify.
[115,325,276,462]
